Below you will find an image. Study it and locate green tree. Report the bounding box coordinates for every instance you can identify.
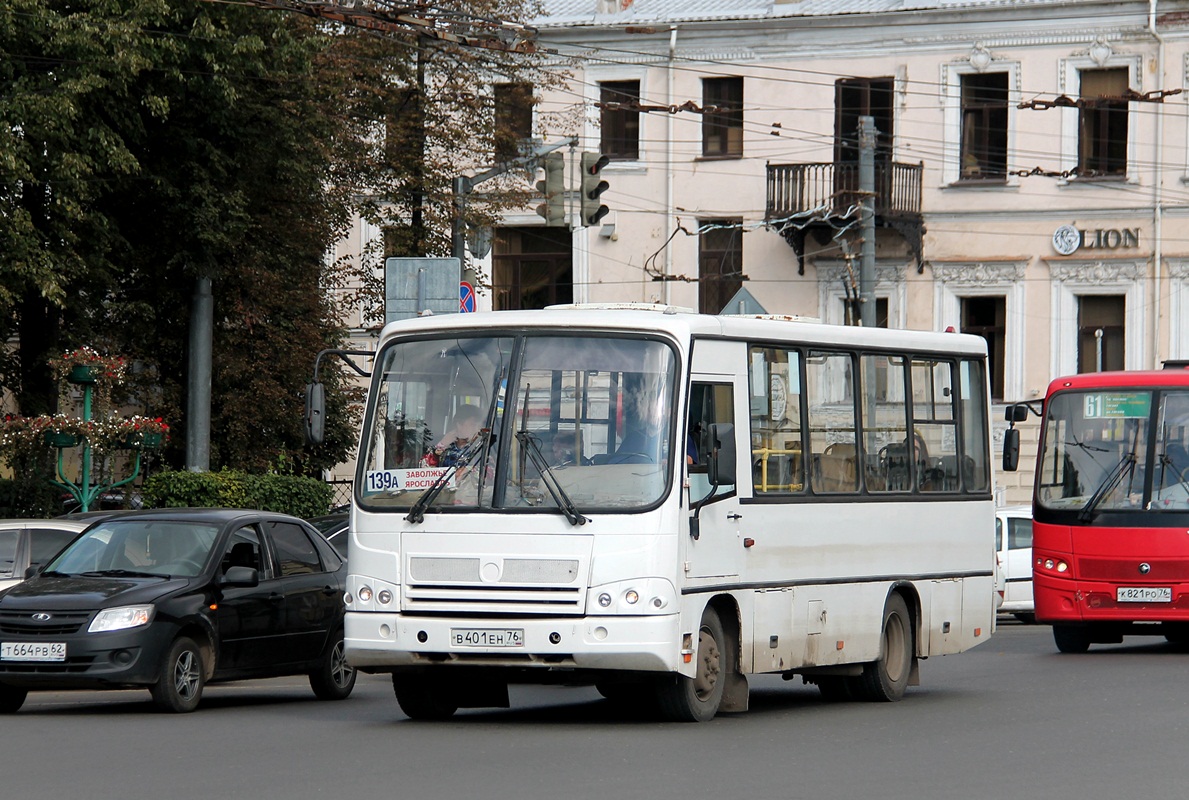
[1,0,562,476]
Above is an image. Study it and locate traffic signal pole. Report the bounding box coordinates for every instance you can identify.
[451,137,578,285]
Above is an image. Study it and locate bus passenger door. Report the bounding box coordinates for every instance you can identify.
[684,344,747,580]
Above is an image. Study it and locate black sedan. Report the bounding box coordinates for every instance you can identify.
[307,511,348,560]
[0,508,355,713]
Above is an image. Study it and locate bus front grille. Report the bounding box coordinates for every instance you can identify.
[405,556,585,613]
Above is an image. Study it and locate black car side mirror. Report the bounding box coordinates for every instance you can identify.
[220,566,260,587]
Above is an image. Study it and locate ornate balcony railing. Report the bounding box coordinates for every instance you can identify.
[765,161,923,221]
[765,161,925,271]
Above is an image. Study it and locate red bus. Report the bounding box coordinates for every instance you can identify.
[1004,366,1189,652]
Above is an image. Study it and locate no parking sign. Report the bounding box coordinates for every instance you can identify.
[459,281,476,313]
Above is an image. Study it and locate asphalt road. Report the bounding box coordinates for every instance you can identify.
[3,620,1187,800]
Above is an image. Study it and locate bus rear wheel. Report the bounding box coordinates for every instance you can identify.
[1052,624,1091,653]
[393,674,458,720]
[852,593,914,702]
[656,607,727,722]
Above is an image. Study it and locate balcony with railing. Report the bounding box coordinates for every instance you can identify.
[766,161,925,272]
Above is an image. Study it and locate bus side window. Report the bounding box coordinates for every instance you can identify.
[688,381,735,501]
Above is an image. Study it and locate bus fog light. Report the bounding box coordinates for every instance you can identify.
[379,624,392,638]
[625,590,639,605]
[358,586,373,602]
[651,596,666,609]
[598,593,612,607]
[593,626,608,640]
[549,632,561,644]
[377,590,393,605]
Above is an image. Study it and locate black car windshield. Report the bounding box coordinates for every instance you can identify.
[46,521,220,578]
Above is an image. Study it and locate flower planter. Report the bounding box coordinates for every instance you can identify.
[120,431,164,450]
[44,431,83,448]
[67,364,99,384]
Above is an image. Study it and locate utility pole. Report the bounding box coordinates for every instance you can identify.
[858,116,877,328]
[186,275,212,471]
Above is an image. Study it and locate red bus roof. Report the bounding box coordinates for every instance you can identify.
[1046,368,1189,397]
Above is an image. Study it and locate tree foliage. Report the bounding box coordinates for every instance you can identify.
[0,0,561,476]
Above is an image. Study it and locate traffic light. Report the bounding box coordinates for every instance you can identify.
[535,152,565,226]
[580,151,610,227]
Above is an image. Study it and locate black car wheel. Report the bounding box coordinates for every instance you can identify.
[0,683,28,714]
[151,637,205,713]
[310,634,356,700]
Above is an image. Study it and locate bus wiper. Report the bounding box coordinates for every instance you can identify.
[1078,451,1137,521]
[405,430,491,524]
[516,431,588,526]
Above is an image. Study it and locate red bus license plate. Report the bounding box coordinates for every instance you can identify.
[1116,587,1172,603]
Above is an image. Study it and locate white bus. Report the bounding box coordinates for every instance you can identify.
[336,305,997,721]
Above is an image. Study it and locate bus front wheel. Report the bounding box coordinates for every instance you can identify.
[656,607,727,722]
[853,593,914,702]
[393,674,459,720]
[1052,624,1091,653]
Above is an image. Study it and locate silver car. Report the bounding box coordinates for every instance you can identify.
[0,520,90,591]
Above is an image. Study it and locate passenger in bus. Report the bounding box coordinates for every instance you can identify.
[425,404,484,467]
[611,376,665,463]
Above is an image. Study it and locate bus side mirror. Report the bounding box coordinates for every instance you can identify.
[1005,404,1028,423]
[708,423,736,485]
[1002,427,1020,472]
[305,382,326,445]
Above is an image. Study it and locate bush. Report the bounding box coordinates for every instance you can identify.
[143,469,334,519]
[0,475,62,518]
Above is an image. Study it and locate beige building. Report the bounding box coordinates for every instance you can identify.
[332,0,1189,502]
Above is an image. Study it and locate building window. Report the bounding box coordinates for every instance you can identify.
[961,296,1006,401]
[960,72,1008,180]
[492,227,572,310]
[494,82,534,162]
[834,77,894,164]
[1078,295,1125,372]
[698,219,743,314]
[1078,68,1128,178]
[702,77,743,158]
[842,297,888,327]
[600,80,640,160]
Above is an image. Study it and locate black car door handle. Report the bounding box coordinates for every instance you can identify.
[321,585,337,596]
[267,592,283,604]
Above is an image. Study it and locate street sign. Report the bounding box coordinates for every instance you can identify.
[459,281,476,313]
[385,257,461,323]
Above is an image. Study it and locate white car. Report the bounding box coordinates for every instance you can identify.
[0,519,90,591]
[995,505,1034,622]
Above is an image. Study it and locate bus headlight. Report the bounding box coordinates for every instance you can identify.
[377,590,393,605]
[589,579,676,614]
[1037,557,1070,574]
[358,585,373,602]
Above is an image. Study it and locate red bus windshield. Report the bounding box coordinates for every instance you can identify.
[1037,387,1189,515]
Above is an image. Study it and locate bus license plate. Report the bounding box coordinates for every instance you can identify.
[1,641,66,661]
[1116,587,1172,603]
[450,629,525,648]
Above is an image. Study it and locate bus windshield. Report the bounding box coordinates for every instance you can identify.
[357,332,678,513]
[1037,389,1189,512]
